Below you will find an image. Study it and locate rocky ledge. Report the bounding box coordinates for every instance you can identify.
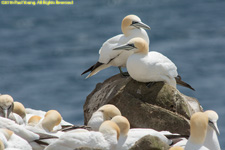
[84,74,202,136]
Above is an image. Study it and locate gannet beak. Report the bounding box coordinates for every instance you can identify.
[3,109,8,118]
[209,122,220,136]
[131,21,151,30]
[113,44,135,51]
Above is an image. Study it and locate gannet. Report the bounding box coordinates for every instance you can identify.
[0,95,14,118]
[0,117,39,142]
[111,116,171,150]
[203,110,221,150]
[0,95,24,125]
[13,101,26,124]
[0,128,32,150]
[25,108,72,127]
[45,120,120,150]
[113,37,195,90]
[81,14,150,78]
[26,110,63,135]
[87,104,121,131]
[173,112,209,150]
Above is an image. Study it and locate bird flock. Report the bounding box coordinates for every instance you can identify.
[0,14,221,150]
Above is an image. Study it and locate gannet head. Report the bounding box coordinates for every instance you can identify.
[41,110,62,132]
[28,115,42,126]
[0,94,14,118]
[111,116,130,136]
[122,15,150,36]
[0,128,13,141]
[98,104,122,120]
[189,112,208,144]
[13,101,26,119]
[169,146,184,150]
[204,110,220,136]
[99,120,120,140]
[113,37,148,54]
[0,139,4,150]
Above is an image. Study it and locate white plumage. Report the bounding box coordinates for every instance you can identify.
[82,14,150,78]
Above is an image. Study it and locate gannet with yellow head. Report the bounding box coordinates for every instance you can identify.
[0,94,14,118]
[185,112,209,150]
[81,14,150,78]
[87,104,121,131]
[45,120,120,150]
[111,116,171,150]
[113,37,194,90]
[0,128,32,150]
[203,110,221,150]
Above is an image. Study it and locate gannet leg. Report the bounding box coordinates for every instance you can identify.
[118,67,130,77]
[146,82,156,88]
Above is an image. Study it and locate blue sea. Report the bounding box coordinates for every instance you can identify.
[0,0,225,148]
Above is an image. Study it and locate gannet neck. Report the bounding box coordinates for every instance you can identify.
[0,94,14,118]
[28,115,42,126]
[189,112,208,144]
[42,110,62,132]
[111,116,130,136]
[0,129,13,141]
[121,15,141,36]
[0,139,4,150]
[13,101,26,119]
[99,120,120,140]
[130,37,149,54]
[98,104,121,120]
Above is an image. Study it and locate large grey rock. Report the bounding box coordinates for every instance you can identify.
[129,135,170,150]
[83,74,202,135]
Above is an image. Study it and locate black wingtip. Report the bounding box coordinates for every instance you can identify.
[81,62,104,76]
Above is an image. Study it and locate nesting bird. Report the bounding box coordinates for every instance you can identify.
[113,37,195,90]
[0,95,14,118]
[81,14,150,78]
[45,120,120,150]
[111,116,171,150]
[87,104,121,131]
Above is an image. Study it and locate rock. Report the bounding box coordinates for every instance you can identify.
[129,135,170,150]
[83,74,203,135]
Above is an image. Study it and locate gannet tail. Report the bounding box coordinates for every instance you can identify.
[81,62,110,78]
[175,75,195,91]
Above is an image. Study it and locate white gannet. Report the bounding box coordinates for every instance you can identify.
[0,95,14,118]
[81,14,150,78]
[25,108,72,127]
[0,117,39,142]
[111,116,171,150]
[113,37,195,90]
[87,104,121,131]
[0,95,24,125]
[0,128,32,150]
[28,115,42,126]
[174,112,209,150]
[26,110,63,135]
[203,110,221,150]
[13,101,26,124]
[45,120,120,150]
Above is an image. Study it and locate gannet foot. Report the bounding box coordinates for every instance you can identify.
[146,82,156,88]
[118,67,130,78]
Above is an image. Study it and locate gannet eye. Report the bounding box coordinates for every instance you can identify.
[132,21,138,24]
[128,43,135,48]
